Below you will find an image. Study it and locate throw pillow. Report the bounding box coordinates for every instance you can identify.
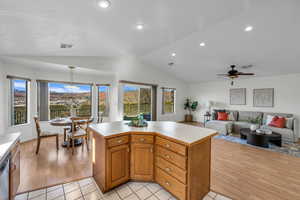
[213,109,226,120]
[228,112,236,121]
[217,112,228,121]
[265,115,274,125]
[269,116,286,128]
[285,117,294,129]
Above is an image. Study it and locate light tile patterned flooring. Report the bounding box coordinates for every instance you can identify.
[15,177,232,200]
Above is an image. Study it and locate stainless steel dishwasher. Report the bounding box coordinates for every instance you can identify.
[0,153,11,200]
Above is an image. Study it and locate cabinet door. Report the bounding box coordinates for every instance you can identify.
[10,149,20,200]
[107,144,130,188]
[130,143,154,181]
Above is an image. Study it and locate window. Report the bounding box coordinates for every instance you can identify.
[98,85,109,117]
[10,79,29,126]
[122,84,152,121]
[48,82,92,119]
[162,88,176,114]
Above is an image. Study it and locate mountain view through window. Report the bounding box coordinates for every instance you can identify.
[49,83,92,119]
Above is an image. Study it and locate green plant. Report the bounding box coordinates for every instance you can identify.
[184,98,198,115]
[248,116,262,124]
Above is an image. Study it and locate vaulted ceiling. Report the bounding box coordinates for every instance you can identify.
[1,0,300,82]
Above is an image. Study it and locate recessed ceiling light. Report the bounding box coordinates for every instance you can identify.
[199,42,205,47]
[98,0,111,8]
[244,26,253,32]
[136,24,144,30]
[171,53,176,57]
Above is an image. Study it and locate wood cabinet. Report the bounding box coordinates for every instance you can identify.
[130,143,154,181]
[92,130,213,200]
[10,142,20,200]
[107,144,130,188]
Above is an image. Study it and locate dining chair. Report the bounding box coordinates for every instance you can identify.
[68,117,91,154]
[34,117,59,154]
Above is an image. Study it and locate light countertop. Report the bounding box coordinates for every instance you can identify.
[89,121,217,144]
[0,132,21,163]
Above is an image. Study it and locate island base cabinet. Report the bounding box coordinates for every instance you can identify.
[107,144,130,189]
[130,143,154,181]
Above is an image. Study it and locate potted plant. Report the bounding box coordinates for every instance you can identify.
[184,98,198,122]
[248,116,262,131]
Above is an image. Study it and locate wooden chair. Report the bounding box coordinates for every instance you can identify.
[34,117,59,154]
[68,117,91,154]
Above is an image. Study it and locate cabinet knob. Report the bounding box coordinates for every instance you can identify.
[165,167,171,172]
[140,138,145,142]
[165,144,170,148]
[150,147,153,153]
[118,140,123,143]
[165,154,170,159]
[165,181,170,186]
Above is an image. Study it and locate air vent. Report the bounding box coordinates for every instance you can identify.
[60,43,73,49]
[168,62,175,66]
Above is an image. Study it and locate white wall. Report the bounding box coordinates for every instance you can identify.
[189,74,300,139]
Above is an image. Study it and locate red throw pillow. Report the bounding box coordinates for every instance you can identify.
[269,116,286,128]
[217,112,228,121]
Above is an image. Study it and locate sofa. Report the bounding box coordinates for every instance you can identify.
[205,110,298,143]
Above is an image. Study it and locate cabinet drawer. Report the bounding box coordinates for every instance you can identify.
[155,167,186,200]
[156,146,186,170]
[107,135,129,148]
[156,137,186,156]
[155,156,186,184]
[131,135,154,144]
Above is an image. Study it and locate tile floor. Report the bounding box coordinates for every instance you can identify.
[15,177,232,200]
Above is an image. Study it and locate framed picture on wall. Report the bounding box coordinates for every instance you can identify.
[230,88,246,105]
[253,88,274,107]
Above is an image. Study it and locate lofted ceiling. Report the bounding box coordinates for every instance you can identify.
[0,0,300,82]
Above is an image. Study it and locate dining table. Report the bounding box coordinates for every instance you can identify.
[49,117,94,147]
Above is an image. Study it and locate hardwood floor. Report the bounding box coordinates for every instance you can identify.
[211,138,300,200]
[19,131,300,200]
[19,136,92,193]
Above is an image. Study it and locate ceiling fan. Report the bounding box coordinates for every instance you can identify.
[217,65,255,85]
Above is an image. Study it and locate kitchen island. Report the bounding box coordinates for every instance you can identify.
[89,121,217,200]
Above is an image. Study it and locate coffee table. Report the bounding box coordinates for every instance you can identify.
[240,128,282,148]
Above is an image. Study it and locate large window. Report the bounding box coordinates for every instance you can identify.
[98,85,109,117]
[123,84,152,121]
[48,82,92,119]
[162,88,176,114]
[10,79,29,126]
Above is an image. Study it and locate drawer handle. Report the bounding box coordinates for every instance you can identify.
[140,138,145,142]
[165,154,170,159]
[165,181,170,186]
[165,144,170,148]
[117,140,123,143]
[165,167,171,172]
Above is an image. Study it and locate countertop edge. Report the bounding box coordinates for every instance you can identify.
[88,124,217,145]
[0,132,21,164]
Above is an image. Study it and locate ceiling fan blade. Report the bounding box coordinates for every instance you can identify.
[237,72,255,75]
[217,74,229,76]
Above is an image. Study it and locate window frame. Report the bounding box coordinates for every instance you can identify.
[47,81,93,120]
[162,87,176,114]
[9,78,30,126]
[122,83,153,120]
[97,85,110,117]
